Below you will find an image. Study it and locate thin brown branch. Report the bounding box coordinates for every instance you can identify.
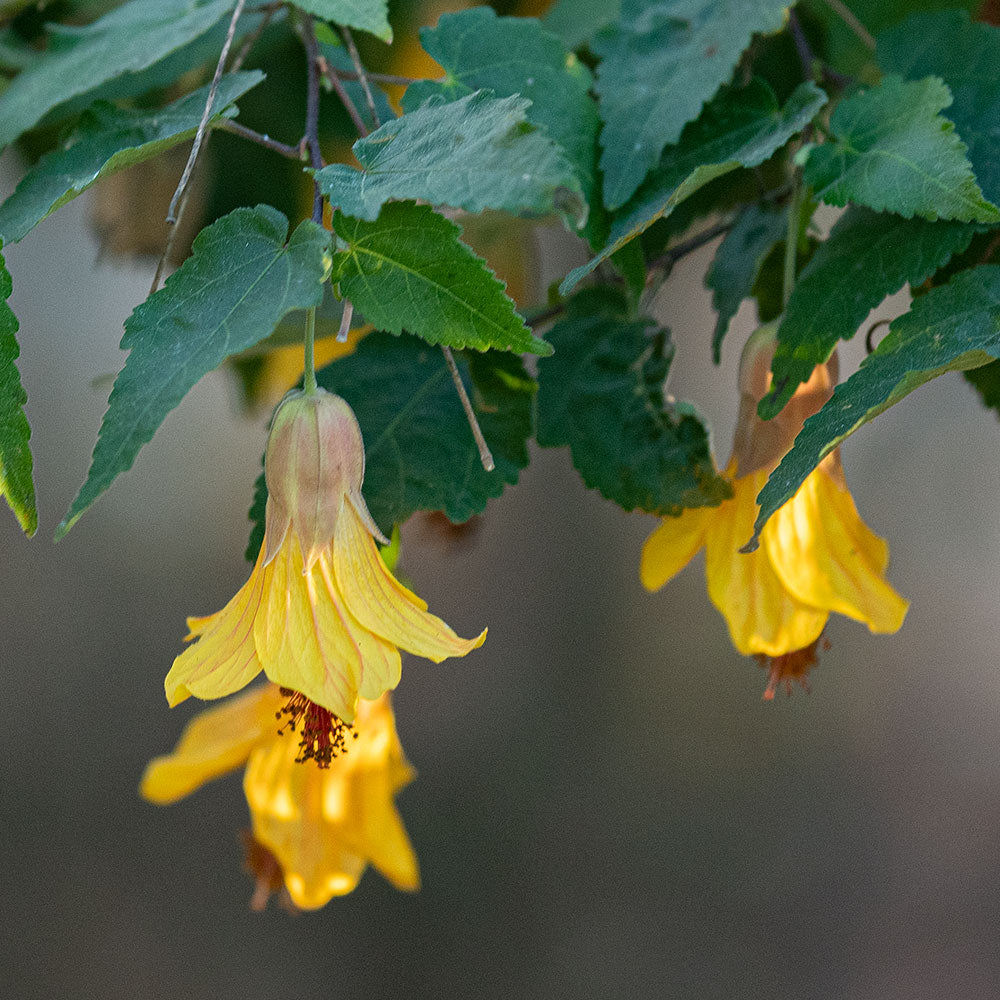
[647,218,735,275]
[299,13,325,222]
[315,51,370,138]
[217,119,303,160]
[228,3,277,72]
[332,68,421,87]
[442,346,494,472]
[820,0,875,49]
[340,25,381,129]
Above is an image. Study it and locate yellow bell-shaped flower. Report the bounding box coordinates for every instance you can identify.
[641,324,908,693]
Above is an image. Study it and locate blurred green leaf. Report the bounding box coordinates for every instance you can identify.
[706,203,787,363]
[315,91,585,226]
[0,72,264,243]
[58,206,330,539]
[0,243,35,535]
[562,79,825,293]
[750,264,1000,548]
[878,11,1000,205]
[536,286,730,514]
[331,202,550,356]
[542,0,620,48]
[594,0,791,209]
[246,331,535,547]
[0,0,237,150]
[402,7,603,244]
[964,358,1000,418]
[290,0,391,42]
[802,75,999,223]
[761,208,980,417]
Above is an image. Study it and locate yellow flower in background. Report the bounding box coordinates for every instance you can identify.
[141,687,420,910]
[641,325,908,694]
[164,388,486,724]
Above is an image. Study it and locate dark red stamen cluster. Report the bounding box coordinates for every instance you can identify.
[755,635,831,701]
[276,688,356,767]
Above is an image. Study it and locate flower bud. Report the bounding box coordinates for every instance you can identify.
[731,321,838,476]
[264,388,386,570]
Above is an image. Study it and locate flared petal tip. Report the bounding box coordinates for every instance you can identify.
[139,760,181,805]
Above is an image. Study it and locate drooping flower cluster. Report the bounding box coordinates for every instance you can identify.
[641,324,908,695]
[142,687,419,909]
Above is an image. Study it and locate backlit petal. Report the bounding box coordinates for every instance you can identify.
[639,505,710,591]
[140,685,282,804]
[333,501,487,662]
[164,548,267,707]
[705,472,827,656]
[765,463,908,634]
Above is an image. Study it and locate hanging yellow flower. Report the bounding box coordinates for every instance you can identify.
[164,388,486,724]
[641,325,908,694]
[141,686,420,909]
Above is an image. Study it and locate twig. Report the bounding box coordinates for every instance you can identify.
[217,119,303,160]
[167,0,247,223]
[228,3,277,72]
[820,0,875,49]
[787,10,815,80]
[525,302,565,328]
[331,68,421,87]
[442,346,494,472]
[340,25,381,129]
[299,14,325,222]
[315,51,370,138]
[647,218,735,274]
[336,300,354,343]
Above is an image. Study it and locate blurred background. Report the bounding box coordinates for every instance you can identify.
[4,1,1000,998]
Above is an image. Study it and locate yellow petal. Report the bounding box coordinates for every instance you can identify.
[639,505,710,591]
[333,501,487,663]
[164,549,267,707]
[253,532,364,722]
[141,684,282,804]
[705,471,827,656]
[765,463,908,634]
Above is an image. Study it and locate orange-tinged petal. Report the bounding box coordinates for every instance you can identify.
[141,684,282,804]
[254,532,363,723]
[765,463,908,634]
[164,549,267,707]
[333,501,487,662]
[705,471,827,656]
[639,505,711,591]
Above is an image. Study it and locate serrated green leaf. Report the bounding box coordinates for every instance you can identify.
[749,264,1000,548]
[0,0,237,150]
[331,202,550,356]
[0,243,35,535]
[542,0,620,49]
[315,91,585,227]
[761,208,980,417]
[802,75,999,223]
[246,331,535,545]
[58,206,330,538]
[401,8,602,244]
[562,79,825,293]
[964,358,1000,418]
[594,0,791,209]
[289,0,391,42]
[878,11,1000,206]
[536,286,730,514]
[706,202,787,363]
[0,72,263,244]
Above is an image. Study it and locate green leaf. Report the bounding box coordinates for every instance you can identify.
[749,264,1000,548]
[594,0,792,209]
[289,0,391,42]
[0,0,237,150]
[878,11,1000,206]
[316,91,585,227]
[331,202,550,356]
[706,202,787,363]
[802,75,1000,223]
[536,286,730,514]
[562,79,825,293]
[964,358,1000,418]
[542,0,620,49]
[760,208,980,417]
[0,243,35,535]
[401,8,602,243]
[246,331,535,545]
[0,72,264,244]
[58,206,331,539]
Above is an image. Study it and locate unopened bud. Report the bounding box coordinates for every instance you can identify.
[263,388,386,569]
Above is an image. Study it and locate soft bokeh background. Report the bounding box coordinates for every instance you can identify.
[5,9,1000,998]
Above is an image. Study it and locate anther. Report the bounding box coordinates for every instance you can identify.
[755,635,830,700]
[276,688,354,767]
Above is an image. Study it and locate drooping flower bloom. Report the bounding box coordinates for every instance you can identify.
[164,388,486,723]
[641,324,908,694]
[141,686,420,909]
